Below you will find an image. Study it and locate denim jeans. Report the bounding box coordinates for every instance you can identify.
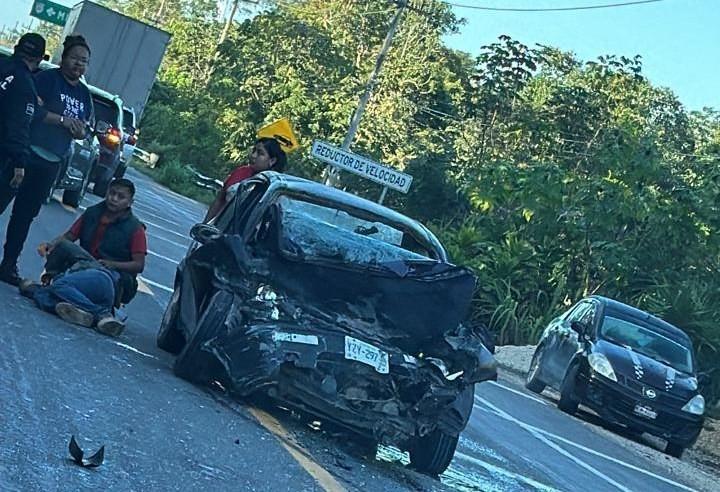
[34,268,118,319]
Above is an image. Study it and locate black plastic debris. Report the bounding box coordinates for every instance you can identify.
[69,435,105,468]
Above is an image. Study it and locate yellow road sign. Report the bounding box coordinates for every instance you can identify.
[257,118,299,153]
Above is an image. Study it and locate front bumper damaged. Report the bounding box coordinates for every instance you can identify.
[178,235,496,445]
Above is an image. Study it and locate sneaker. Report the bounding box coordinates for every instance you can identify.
[96,317,125,337]
[18,278,41,298]
[55,302,94,328]
[0,264,21,286]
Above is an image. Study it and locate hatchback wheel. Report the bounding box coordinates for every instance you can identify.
[558,364,580,415]
[173,290,232,384]
[525,349,546,394]
[665,442,685,459]
[409,429,459,476]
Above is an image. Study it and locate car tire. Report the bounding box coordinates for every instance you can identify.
[558,363,580,415]
[173,290,232,384]
[525,349,546,394]
[93,175,111,197]
[62,175,89,208]
[157,286,184,354]
[409,429,459,476]
[114,163,127,178]
[665,442,685,458]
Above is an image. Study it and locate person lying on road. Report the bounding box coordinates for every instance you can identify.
[204,137,287,223]
[20,239,125,336]
[20,178,147,336]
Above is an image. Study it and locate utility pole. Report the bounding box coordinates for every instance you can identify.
[206,0,259,82]
[218,0,242,47]
[325,0,408,194]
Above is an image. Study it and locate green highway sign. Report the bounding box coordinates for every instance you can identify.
[30,0,71,26]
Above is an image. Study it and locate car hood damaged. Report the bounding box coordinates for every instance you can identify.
[177,209,495,440]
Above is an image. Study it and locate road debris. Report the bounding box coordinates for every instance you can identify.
[68,435,105,468]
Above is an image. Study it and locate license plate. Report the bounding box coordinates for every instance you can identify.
[79,149,91,159]
[344,336,389,374]
[633,404,657,420]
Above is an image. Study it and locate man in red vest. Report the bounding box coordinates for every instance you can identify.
[22,178,147,336]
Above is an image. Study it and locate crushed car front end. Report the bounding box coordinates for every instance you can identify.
[162,178,497,473]
[174,233,496,446]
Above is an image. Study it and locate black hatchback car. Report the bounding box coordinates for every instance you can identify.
[526,296,704,457]
[157,172,496,475]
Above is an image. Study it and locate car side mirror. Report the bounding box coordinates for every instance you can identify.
[190,223,221,244]
[570,320,587,335]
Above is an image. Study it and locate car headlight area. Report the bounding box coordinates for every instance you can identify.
[682,394,705,415]
[588,353,617,382]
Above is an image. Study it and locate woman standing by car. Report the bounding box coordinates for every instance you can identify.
[0,35,93,285]
[203,137,287,222]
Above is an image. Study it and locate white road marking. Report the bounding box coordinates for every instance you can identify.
[112,342,158,360]
[143,218,191,241]
[476,395,632,492]
[138,276,174,293]
[148,249,180,264]
[132,201,196,227]
[454,451,560,492]
[474,396,696,492]
[147,233,189,250]
[486,380,548,406]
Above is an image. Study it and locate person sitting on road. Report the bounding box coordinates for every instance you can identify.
[21,178,147,336]
[21,238,125,336]
[204,137,287,222]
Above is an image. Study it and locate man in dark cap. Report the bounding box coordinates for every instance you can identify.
[0,33,46,284]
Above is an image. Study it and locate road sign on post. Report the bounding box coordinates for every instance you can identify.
[257,118,300,154]
[311,140,413,194]
[30,0,71,26]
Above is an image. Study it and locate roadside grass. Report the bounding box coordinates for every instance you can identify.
[133,159,215,205]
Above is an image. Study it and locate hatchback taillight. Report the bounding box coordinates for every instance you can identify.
[104,127,121,147]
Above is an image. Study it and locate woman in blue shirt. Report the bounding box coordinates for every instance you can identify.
[0,35,93,285]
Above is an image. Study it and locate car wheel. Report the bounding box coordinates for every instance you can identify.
[558,363,580,415]
[93,175,111,197]
[409,429,459,476]
[173,290,232,384]
[114,163,127,178]
[525,349,546,394]
[62,175,89,208]
[157,285,184,354]
[665,442,685,458]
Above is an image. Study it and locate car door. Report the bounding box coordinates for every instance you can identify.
[543,302,590,388]
[556,300,596,380]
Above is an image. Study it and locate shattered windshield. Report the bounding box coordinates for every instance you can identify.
[277,195,432,265]
[599,316,693,373]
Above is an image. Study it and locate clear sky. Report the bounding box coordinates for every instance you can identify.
[444,0,719,111]
[3,0,718,111]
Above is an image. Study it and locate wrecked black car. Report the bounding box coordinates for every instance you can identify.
[157,172,496,474]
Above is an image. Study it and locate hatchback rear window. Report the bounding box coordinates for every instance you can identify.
[276,196,433,265]
[93,96,120,127]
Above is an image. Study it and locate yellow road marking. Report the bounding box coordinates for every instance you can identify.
[248,407,347,492]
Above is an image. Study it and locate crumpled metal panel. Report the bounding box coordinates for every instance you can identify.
[177,202,496,442]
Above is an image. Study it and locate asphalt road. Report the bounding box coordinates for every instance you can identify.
[0,169,708,491]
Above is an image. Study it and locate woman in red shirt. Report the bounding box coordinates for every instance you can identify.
[204,137,287,222]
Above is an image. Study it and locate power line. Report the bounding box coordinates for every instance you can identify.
[445,0,663,12]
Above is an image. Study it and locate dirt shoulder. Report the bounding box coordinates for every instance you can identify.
[494,345,720,490]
